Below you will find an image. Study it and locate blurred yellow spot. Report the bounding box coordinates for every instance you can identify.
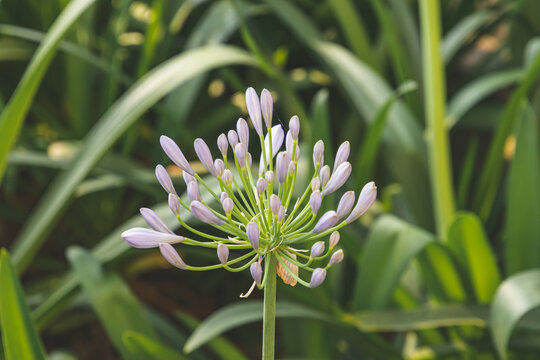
[290,68,307,81]
[273,46,289,68]
[231,92,248,114]
[477,35,500,52]
[130,2,154,23]
[504,135,516,160]
[36,123,57,142]
[118,32,144,46]
[48,141,76,160]
[166,161,207,178]
[309,70,331,85]
[208,79,225,97]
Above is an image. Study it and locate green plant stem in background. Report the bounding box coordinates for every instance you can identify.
[262,254,277,360]
[419,0,456,241]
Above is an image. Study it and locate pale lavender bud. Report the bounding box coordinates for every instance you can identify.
[217,133,228,157]
[278,205,286,222]
[276,151,290,184]
[187,181,201,201]
[122,227,184,249]
[265,170,274,184]
[313,210,338,233]
[333,141,350,170]
[227,130,239,149]
[256,177,267,195]
[237,118,250,146]
[286,131,293,154]
[329,249,344,266]
[344,181,377,223]
[190,200,225,225]
[247,152,252,168]
[322,162,352,196]
[159,242,188,269]
[313,140,324,167]
[220,192,229,203]
[259,125,285,173]
[217,244,229,265]
[246,221,260,250]
[270,194,281,216]
[311,178,321,191]
[140,208,173,234]
[235,143,247,168]
[246,87,263,135]
[329,231,340,248]
[336,191,355,219]
[309,268,327,288]
[214,159,225,177]
[155,165,177,195]
[194,138,217,176]
[222,197,234,216]
[289,115,300,141]
[310,241,325,258]
[222,169,233,186]
[294,146,300,161]
[319,165,331,187]
[182,170,196,185]
[168,193,180,216]
[288,161,295,175]
[261,89,273,128]
[250,261,262,285]
[310,190,322,215]
[160,135,194,175]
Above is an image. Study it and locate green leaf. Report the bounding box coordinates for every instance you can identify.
[67,246,156,360]
[10,45,256,273]
[505,102,540,275]
[490,269,540,359]
[0,0,97,182]
[123,331,187,360]
[183,301,333,353]
[447,212,501,303]
[442,10,490,64]
[0,249,47,360]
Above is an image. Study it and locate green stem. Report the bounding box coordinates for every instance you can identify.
[262,254,277,360]
[419,0,455,241]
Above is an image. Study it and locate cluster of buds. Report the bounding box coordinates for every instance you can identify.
[122,88,376,295]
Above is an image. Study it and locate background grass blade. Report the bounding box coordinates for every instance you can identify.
[0,0,96,182]
[123,331,188,360]
[0,249,47,360]
[442,10,490,64]
[10,46,256,273]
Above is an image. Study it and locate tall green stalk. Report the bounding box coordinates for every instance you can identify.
[262,254,277,360]
[419,0,456,241]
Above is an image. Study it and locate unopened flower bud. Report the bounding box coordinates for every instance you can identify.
[187,181,201,201]
[329,231,340,248]
[286,131,293,154]
[259,125,285,173]
[237,118,250,146]
[246,221,260,250]
[322,162,352,196]
[160,135,194,175]
[278,205,286,222]
[247,152,252,168]
[246,87,263,135]
[311,178,321,191]
[344,181,377,223]
[310,241,325,258]
[310,190,322,215]
[190,200,224,225]
[235,143,247,168]
[309,268,327,288]
[276,151,290,184]
[194,138,217,176]
[328,249,344,266]
[227,130,239,149]
[336,191,355,219]
[294,146,300,162]
[261,89,273,128]
[270,194,281,216]
[182,170,196,185]
[256,177,267,195]
[288,161,295,175]
[222,197,234,216]
[220,192,229,203]
[250,261,262,285]
[122,228,184,249]
[217,244,229,265]
[289,115,300,141]
[217,133,228,157]
[313,210,338,233]
[313,140,324,167]
[333,141,350,170]
[140,208,173,234]
[155,164,177,195]
[168,193,180,216]
[319,165,330,187]
[214,159,225,177]
[222,169,233,186]
[265,170,274,184]
[159,242,188,269]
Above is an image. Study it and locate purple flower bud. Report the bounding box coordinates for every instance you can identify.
[278,205,286,222]
[286,131,293,154]
[309,268,327,288]
[288,161,295,175]
[265,170,274,184]
[270,194,281,216]
[217,133,228,157]
[227,130,239,150]
[155,165,177,195]
[311,178,321,191]
[310,190,322,215]
[250,261,262,285]
[319,165,331,187]
[289,115,300,141]
[168,193,180,216]
[187,181,201,201]
[312,210,338,234]
[214,159,225,177]
[220,192,229,203]
[329,231,340,248]
[276,151,290,184]
[235,143,247,168]
[246,221,260,250]
[159,242,188,269]
[237,118,250,146]
[246,87,263,135]
[256,177,267,195]
[140,208,173,234]
[259,125,285,173]
[122,227,184,249]
[217,243,229,265]
[322,162,352,196]
[261,89,273,129]
[190,200,225,225]
[313,140,324,167]
[222,197,234,216]
[310,241,325,258]
[336,191,355,219]
[328,249,344,266]
[182,170,196,185]
[344,181,377,223]
[160,135,194,175]
[334,141,350,170]
[222,169,233,186]
[194,138,217,176]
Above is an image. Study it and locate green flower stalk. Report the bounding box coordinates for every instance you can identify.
[121,87,376,359]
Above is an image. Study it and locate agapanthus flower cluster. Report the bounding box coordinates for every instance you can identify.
[122,87,376,295]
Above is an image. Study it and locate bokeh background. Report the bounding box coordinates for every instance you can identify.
[1,0,540,359]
